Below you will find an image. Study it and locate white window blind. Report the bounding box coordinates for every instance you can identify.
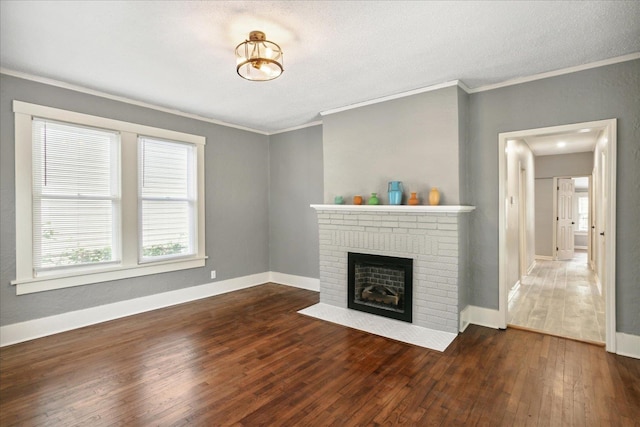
[139,136,196,262]
[32,118,120,273]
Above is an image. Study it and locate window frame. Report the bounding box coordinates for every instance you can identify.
[12,101,206,295]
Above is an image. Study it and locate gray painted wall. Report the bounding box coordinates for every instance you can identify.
[535,178,554,256]
[322,86,461,205]
[534,152,594,257]
[0,74,270,326]
[467,59,640,335]
[268,126,323,278]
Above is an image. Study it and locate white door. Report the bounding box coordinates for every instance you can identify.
[557,178,575,260]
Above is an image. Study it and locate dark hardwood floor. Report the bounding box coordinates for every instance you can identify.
[1,284,639,426]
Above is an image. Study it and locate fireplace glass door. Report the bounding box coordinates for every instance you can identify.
[348,252,413,323]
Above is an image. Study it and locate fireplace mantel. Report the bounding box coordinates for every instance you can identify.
[311,204,475,213]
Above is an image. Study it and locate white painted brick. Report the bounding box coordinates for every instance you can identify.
[438,243,458,251]
[380,221,399,228]
[438,250,459,258]
[417,216,437,223]
[436,284,458,292]
[425,288,448,297]
[437,223,458,231]
[426,301,448,311]
[427,315,447,326]
[417,223,437,230]
[398,215,418,222]
[437,216,458,223]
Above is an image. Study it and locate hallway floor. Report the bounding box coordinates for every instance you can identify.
[508,251,605,343]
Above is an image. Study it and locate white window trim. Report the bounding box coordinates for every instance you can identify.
[12,100,207,295]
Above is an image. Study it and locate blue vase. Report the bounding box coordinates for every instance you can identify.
[388,181,403,205]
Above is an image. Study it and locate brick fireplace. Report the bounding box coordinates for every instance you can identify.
[311,205,474,334]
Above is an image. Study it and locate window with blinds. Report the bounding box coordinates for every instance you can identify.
[32,118,120,273]
[14,101,206,294]
[139,137,196,262]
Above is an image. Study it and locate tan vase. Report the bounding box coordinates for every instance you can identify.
[408,192,419,205]
[353,195,363,205]
[428,187,440,205]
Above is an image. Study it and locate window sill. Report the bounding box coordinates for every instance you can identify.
[11,256,207,295]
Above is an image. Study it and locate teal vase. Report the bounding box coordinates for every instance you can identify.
[368,192,379,205]
[388,181,403,205]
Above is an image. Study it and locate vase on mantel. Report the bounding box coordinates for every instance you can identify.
[428,187,440,206]
[388,181,403,205]
[368,192,379,205]
[408,192,419,205]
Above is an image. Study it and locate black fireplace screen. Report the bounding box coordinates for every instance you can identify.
[348,252,413,323]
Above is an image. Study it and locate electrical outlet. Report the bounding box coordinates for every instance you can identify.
[210,270,216,279]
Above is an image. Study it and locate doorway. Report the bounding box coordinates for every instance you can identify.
[498,119,617,352]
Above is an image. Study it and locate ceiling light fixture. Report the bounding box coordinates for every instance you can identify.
[235,31,283,81]
[557,141,567,148]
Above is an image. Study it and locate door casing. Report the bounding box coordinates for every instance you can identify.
[498,119,617,352]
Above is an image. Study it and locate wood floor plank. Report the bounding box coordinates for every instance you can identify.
[1,283,639,426]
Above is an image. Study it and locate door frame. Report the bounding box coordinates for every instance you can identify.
[498,119,617,352]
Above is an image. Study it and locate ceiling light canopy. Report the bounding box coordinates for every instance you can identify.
[235,31,284,81]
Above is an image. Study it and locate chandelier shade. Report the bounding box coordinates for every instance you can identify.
[235,31,284,81]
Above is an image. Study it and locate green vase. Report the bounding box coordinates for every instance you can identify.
[368,192,379,205]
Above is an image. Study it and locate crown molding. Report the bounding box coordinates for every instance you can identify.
[269,120,323,135]
[467,52,640,93]
[0,68,269,135]
[320,80,462,116]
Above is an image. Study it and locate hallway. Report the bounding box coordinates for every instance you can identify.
[508,251,605,343]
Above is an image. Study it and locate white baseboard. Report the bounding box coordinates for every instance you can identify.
[459,306,470,332]
[616,332,640,359]
[0,272,270,347]
[464,305,502,330]
[526,261,536,275]
[535,255,553,261]
[269,272,320,292]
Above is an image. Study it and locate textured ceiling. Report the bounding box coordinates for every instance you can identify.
[1,1,639,133]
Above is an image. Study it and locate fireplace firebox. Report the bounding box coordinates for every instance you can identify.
[348,252,413,323]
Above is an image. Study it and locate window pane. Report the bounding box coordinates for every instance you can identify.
[577,195,589,232]
[35,199,117,269]
[141,200,191,257]
[141,138,193,198]
[32,119,120,272]
[33,119,117,197]
[139,137,196,261]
